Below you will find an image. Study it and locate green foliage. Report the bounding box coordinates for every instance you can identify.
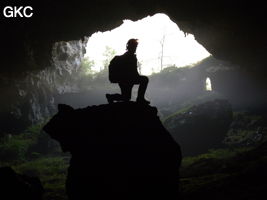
[224,111,267,146]
[14,156,68,177]
[80,57,95,75]
[14,156,69,200]
[159,65,178,73]
[225,130,255,145]
[0,135,33,162]
[0,123,69,200]
[181,147,251,169]
[180,146,252,194]
[179,143,266,197]
[0,125,41,162]
[163,104,193,123]
[180,173,231,193]
[102,46,116,70]
[0,123,61,164]
[74,46,117,92]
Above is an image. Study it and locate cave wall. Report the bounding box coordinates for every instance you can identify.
[0,39,87,134]
[1,0,267,132]
[1,1,267,77]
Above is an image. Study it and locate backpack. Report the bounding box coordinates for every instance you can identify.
[108,55,124,83]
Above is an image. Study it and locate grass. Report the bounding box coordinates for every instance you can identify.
[178,144,267,200]
[181,147,252,169]
[180,173,232,193]
[0,123,70,200]
[163,104,193,123]
[13,156,70,200]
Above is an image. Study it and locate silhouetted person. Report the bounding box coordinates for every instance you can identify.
[106,39,150,104]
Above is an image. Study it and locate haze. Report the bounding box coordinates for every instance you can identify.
[85,13,210,75]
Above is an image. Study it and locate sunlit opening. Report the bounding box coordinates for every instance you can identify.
[205,77,212,91]
[85,13,210,75]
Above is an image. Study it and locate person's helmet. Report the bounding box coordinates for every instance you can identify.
[126,38,138,50]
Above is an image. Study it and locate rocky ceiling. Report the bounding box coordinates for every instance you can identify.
[1,0,267,78]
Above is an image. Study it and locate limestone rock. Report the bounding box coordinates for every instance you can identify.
[0,166,44,200]
[164,99,233,156]
[43,102,182,199]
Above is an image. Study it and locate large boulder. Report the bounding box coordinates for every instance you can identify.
[43,102,181,200]
[164,99,233,156]
[0,166,44,200]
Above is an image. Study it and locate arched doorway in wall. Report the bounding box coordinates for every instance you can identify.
[205,77,212,91]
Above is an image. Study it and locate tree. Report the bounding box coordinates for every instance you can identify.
[159,35,166,71]
[102,46,116,70]
[137,60,143,74]
[80,57,95,75]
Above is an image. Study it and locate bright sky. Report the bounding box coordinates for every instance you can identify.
[85,13,210,75]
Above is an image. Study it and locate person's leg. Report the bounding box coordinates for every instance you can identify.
[106,93,123,103]
[106,83,133,103]
[135,76,149,103]
[119,83,133,101]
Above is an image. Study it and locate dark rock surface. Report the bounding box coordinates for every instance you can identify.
[180,141,267,200]
[0,40,86,134]
[164,99,233,156]
[1,2,267,134]
[0,166,44,200]
[224,111,267,147]
[43,102,181,199]
[1,1,267,78]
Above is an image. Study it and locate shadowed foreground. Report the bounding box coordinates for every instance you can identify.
[43,102,181,200]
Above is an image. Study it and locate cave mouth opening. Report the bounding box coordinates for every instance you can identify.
[83,13,210,75]
[205,77,212,91]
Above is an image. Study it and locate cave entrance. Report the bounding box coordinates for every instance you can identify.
[205,77,212,91]
[83,13,210,75]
